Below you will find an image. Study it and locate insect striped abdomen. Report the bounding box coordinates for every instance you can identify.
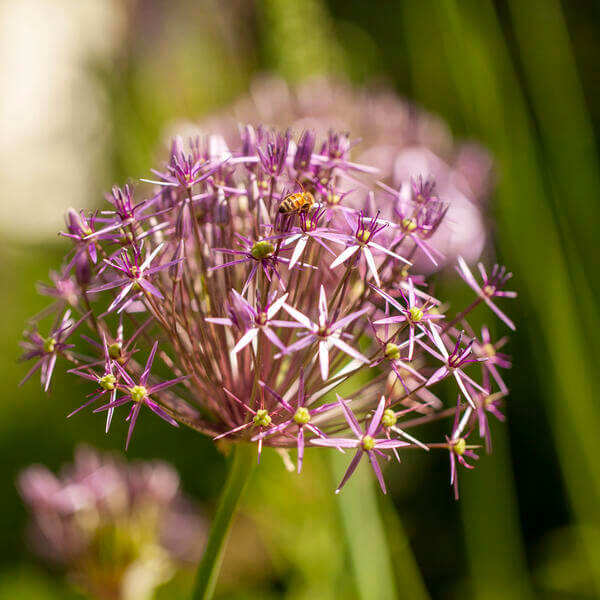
[278,192,315,214]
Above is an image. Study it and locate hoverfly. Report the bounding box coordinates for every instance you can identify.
[278,180,316,214]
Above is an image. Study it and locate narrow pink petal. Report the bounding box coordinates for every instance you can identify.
[107,282,134,313]
[42,354,57,392]
[373,316,407,326]
[67,392,104,418]
[125,402,142,450]
[137,278,164,299]
[335,449,364,494]
[233,328,259,354]
[337,395,363,438]
[146,400,179,427]
[88,278,129,293]
[310,438,359,448]
[363,246,381,287]
[330,337,369,364]
[376,437,412,449]
[330,307,368,332]
[93,396,130,412]
[318,285,328,326]
[428,321,448,359]
[319,340,330,381]
[367,451,387,494]
[483,296,516,330]
[141,341,158,385]
[213,422,253,440]
[147,375,189,394]
[266,293,289,319]
[370,284,406,314]
[281,335,315,356]
[367,396,387,436]
[289,236,308,269]
[454,371,476,408]
[427,366,449,386]
[330,244,359,269]
[263,327,286,352]
[252,420,293,441]
[282,303,314,330]
[368,241,411,265]
[297,427,305,473]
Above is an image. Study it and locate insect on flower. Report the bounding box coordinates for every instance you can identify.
[278,179,317,214]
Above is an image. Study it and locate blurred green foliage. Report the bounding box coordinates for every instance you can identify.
[3,0,600,598]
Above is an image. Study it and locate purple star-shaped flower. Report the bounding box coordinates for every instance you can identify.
[280,285,369,380]
[210,234,290,295]
[253,371,337,473]
[142,137,228,190]
[470,387,506,453]
[276,208,337,270]
[472,325,512,394]
[419,322,487,408]
[456,256,516,330]
[19,310,87,392]
[371,280,444,360]
[379,180,448,266]
[311,395,409,494]
[213,388,286,463]
[206,291,300,354]
[330,211,409,287]
[93,342,187,449]
[88,243,182,313]
[67,333,120,432]
[446,398,479,500]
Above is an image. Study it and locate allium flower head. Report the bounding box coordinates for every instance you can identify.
[21,124,516,497]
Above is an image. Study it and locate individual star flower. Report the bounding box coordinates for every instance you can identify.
[205,291,299,353]
[280,285,369,380]
[253,371,338,473]
[369,320,429,398]
[446,398,479,500]
[37,270,81,310]
[257,128,290,177]
[141,136,228,190]
[88,243,181,313]
[371,280,444,360]
[420,322,487,408]
[61,209,103,285]
[213,388,286,462]
[471,325,512,393]
[19,310,87,392]
[330,211,409,287]
[380,181,448,266]
[86,185,161,240]
[376,397,429,461]
[311,395,409,494]
[456,256,516,330]
[293,129,316,173]
[210,234,289,295]
[313,130,378,175]
[67,333,120,432]
[470,387,506,453]
[93,342,187,449]
[276,208,336,269]
[411,175,439,204]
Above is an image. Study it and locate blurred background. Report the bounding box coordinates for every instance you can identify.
[2,0,600,598]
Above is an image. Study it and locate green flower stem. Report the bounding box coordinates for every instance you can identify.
[192,444,256,600]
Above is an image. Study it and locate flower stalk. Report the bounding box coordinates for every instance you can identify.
[192,443,256,600]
